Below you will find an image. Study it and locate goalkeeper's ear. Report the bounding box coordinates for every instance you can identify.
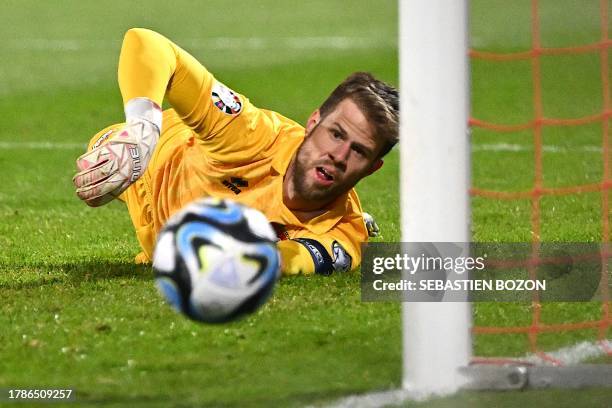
[305,109,320,135]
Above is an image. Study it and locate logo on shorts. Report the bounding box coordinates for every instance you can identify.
[212,82,242,115]
[332,241,352,273]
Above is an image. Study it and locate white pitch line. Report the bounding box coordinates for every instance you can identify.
[521,339,612,366]
[6,37,397,52]
[0,141,603,154]
[472,143,602,153]
[0,141,85,150]
[321,339,611,408]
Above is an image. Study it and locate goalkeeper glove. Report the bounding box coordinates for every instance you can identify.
[73,118,159,207]
[363,212,380,238]
[73,97,161,207]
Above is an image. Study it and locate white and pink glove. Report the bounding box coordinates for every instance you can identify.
[73,98,161,207]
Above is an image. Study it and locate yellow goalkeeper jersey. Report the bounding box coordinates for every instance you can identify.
[90,28,369,276]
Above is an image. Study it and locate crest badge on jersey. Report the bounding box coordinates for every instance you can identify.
[211,82,242,115]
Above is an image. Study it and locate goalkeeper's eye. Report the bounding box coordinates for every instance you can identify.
[331,129,344,140]
[352,145,366,157]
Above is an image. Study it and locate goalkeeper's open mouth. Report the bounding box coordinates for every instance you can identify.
[314,166,335,186]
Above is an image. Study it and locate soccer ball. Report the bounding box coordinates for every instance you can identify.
[152,197,280,323]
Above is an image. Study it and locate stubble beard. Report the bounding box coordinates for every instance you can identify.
[292,141,347,204]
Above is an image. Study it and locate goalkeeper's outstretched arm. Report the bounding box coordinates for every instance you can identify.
[73,28,212,206]
[118,28,214,125]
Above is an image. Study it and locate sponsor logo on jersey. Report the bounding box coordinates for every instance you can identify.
[212,82,242,115]
[331,241,352,273]
[221,177,248,194]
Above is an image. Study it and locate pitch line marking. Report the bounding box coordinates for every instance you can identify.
[6,37,397,52]
[0,141,602,153]
[0,141,86,150]
[520,339,611,366]
[473,143,601,153]
[321,339,611,407]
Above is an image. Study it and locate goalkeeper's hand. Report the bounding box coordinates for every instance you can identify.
[72,119,159,207]
[363,212,380,238]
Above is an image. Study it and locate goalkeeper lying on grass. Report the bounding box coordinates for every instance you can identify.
[73,28,397,276]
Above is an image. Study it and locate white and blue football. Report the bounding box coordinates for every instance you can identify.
[152,197,280,323]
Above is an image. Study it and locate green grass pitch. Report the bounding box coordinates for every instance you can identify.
[0,0,610,406]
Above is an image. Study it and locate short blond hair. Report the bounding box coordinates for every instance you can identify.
[319,72,399,158]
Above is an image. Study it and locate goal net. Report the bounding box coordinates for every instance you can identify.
[469,0,610,364]
[399,0,611,398]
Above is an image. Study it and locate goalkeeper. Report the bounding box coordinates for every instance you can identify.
[73,28,398,276]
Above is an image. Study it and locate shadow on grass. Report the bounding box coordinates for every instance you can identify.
[0,261,151,290]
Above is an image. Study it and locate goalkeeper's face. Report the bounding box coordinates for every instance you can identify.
[292,98,384,205]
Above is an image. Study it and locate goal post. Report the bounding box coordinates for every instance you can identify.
[330,1,612,405]
[399,0,472,397]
